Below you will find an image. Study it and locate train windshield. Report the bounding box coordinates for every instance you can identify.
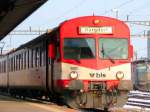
[63,38,95,59]
[99,38,128,59]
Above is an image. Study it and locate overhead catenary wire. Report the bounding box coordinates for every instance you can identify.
[48,0,88,23]
[6,29,150,38]
[101,0,135,15]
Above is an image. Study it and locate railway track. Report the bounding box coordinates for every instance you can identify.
[0,92,105,112]
[123,90,150,111]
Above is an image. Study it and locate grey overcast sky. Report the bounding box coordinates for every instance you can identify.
[2,0,150,58]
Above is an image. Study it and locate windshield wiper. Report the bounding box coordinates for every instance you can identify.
[72,47,81,63]
[101,43,115,64]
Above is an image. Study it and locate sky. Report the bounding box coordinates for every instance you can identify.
[1,0,150,59]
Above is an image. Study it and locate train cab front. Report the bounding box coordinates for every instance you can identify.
[48,16,133,109]
[59,37,133,108]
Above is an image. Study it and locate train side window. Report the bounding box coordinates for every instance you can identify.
[7,58,12,72]
[3,61,5,73]
[4,61,6,73]
[18,55,20,70]
[3,61,4,73]
[35,47,39,67]
[10,58,12,72]
[9,59,10,72]
[10,58,11,72]
[2,61,4,73]
[31,49,34,68]
[22,53,24,70]
[34,49,36,68]
[20,54,22,70]
[41,48,43,66]
[0,62,2,73]
[29,50,31,68]
[0,62,1,73]
[16,55,17,71]
[1,61,2,73]
[41,46,45,66]
[9,58,11,72]
[44,47,45,66]
[56,46,60,59]
[16,55,18,71]
[17,55,19,70]
[32,49,34,68]
[11,57,14,72]
[4,61,5,73]
[34,48,36,68]
[2,61,3,73]
[21,53,23,70]
[1,62,2,73]
[19,54,21,70]
[40,46,42,66]
[14,56,16,71]
[8,59,10,72]
[24,51,26,69]
[27,50,29,69]
[1,62,3,73]
[12,57,13,72]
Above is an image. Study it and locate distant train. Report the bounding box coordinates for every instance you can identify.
[132,59,150,90]
[0,16,133,109]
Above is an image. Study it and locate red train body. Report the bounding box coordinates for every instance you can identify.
[0,16,133,109]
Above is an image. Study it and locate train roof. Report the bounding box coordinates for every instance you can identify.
[6,28,59,54]
[5,33,47,55]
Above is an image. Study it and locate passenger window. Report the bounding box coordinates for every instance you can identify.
[31,49,33,68]
[16,55,18,71]
[27,50,29,69]
[14,56,16,71]
[35,47,40,67]
[24,51,26,69]
[40,46,42,66]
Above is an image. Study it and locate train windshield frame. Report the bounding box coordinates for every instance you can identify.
[99,38,128,60]
[63,38,96,59]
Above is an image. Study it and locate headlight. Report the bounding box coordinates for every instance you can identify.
[70,71,78,79]
[116,71,124,80]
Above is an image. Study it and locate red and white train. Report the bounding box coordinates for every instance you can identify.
[0,16,133,109]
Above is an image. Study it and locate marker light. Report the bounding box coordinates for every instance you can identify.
[93,19,100,25]
[70,71,78,79]
[116,71,124,80]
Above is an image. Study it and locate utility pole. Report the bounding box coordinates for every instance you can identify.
[0,42,5,55]
[112,8,118,18]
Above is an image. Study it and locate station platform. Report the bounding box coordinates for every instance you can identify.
[0,94,76,112]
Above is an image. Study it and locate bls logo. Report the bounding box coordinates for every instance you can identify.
[89,72,106,78]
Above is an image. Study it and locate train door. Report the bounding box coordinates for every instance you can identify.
[47,32,61,93]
